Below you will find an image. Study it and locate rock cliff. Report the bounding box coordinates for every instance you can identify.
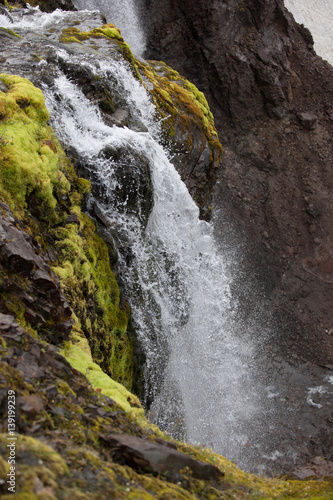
[144,0,333,366]
[0,2,332,497]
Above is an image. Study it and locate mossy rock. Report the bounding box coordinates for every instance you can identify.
[58,24,141,80]
[138,60,222,220]
[0,73,133,389]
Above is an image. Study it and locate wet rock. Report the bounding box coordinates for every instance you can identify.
[100,433,224,481]
[128,115,149,133]
[0,205,73,342]
[298,112,318,130]
[28,0,77,13]
[96,145,153,226]
[111,108,129,127]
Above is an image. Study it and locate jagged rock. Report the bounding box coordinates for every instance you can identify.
[0,314,15,329]
[0,220,46,274]
[18,395,45,416]
[111,108,129,127]
[27,0,77,12]
[298,111,318,130]
[100,432,224,481]
[96,145,153,226]
[0,205,73,342]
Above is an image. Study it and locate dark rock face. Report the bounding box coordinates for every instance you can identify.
[144,0,333,365]
[0,0,77,11]
[34,0,76,11]
[0,204,73,342]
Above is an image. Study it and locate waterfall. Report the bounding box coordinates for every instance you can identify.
[1,4,332,475]
[72,0,146,56]
[41,48,264,468]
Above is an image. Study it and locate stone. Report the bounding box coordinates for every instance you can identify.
[18,395,44,415]
[32,270,56,290]
[29,0,77,13]
[0,221,46,274]
[0,80,7,93]
[111,108,129,127]
[0,313,15,329]
[100,433,224,481]
[298,112,318,130]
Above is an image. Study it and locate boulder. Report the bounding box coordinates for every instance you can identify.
[100,432,224,481]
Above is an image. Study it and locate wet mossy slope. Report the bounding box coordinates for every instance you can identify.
[0,36,332,500]
[0,73,133,392]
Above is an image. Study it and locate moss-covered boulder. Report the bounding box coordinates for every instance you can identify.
[0,73,133,388]
[138,60,223,220]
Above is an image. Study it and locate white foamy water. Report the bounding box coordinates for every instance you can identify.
[0,5,69,29]
[42,50,262,466]
[285,0,333,65]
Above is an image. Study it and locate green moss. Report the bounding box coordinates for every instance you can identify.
[58,24,141,80]
[138,60,222,168]
[4,0,12,12]
[0,74,70,223]
[51,211,132,387]
[0,27,21,38]
[0,73,133,390]
[60,332,144,420]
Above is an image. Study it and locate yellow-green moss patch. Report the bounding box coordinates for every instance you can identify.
[0,74,133,390]
[61,332,144,420]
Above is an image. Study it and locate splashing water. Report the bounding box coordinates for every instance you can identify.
[42,49,262,467]
[2,4,332,473]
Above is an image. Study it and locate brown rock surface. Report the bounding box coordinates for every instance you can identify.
[0,204,72,342]
[144,0,333,365]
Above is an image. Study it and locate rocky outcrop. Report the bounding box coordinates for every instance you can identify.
[1,316,332,498]
[144,0,333,366]
[0,204,72,342]
[0,70,132,387]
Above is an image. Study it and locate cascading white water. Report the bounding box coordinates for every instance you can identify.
[285,0,333,65]
[1,4,332,474]
[72,0,146,56]
[42,49,263,467]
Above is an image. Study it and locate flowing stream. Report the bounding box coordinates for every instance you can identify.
[1,3,332,474]
[42,50,262,465]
